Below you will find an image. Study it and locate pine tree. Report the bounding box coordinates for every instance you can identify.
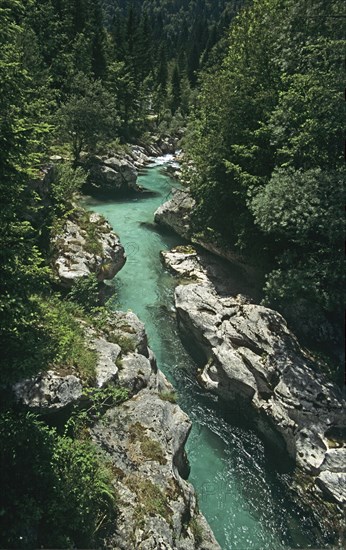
[170,64,181,113]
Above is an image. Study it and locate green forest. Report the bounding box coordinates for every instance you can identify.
[184,0,345,354]
[0,0,344,547]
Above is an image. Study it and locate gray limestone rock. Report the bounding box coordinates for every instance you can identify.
[13,371,83,413]
[88,154,139,195]
[316,471,346,504]
[129,145,151,168]
[161,246,209,283]
[320,448,346,473]
[174,280,345,510]
[105,310,149,356]
[91,387,220,550]
[154,189,195,239]
[52,212,125,288]
[118,353,152,394]
[89,336,121,388]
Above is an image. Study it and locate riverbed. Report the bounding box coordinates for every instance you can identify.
[87,158,327,549]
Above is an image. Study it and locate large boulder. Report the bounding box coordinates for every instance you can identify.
[51,211,125,288]
[129,145,151,169]
[161,245,261,299]
[160,246,209,284]
[102,310,149,357]
[91,386,220,550]
[89,335,121,388]
[174,282,345,519]
[154,189,195,240]
[12,293,220,546]
[86,155,139,196]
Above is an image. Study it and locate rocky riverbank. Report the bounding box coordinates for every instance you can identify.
[13,160,220,548]
[13,302,220,549]
[83,138,179,198]
[154,189,250,270]
[51,210,126,290]
[154,186,341,350]
[161,246,346,541]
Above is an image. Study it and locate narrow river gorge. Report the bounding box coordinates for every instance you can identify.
[87,158,327,550]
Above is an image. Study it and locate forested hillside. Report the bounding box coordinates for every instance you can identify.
[0,0,242,545]
[184,0,345,357]
[0,0,243,379]
[0,0,344,547]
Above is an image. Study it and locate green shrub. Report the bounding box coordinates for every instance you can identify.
[51,163,85,216]
[2,294,96,384]
[65,386,129,438]
[83,385,129,417]
[108,333,136,354]
[67,273,100,311]
[39,296,97,383]
[0,411,116,549]
[73,209,105,256]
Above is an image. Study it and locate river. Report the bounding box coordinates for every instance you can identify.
[87,157,327,550]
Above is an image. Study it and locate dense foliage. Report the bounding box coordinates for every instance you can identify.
[0,0,344,546]
[184,0,345,348]
[0,3,135,547]
[0,411,116,549]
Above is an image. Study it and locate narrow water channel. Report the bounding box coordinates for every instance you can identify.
[87,158,327,550]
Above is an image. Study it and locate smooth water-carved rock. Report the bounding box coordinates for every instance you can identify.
[52,212,125,288]
[174,282,345,516]
[316,471,346,505]
[13,371,83,413]
[154,189,195,240]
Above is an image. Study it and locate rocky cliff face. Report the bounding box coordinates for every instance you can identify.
[92,383,219,550]
[162,247,346,538]
[51,211,125,288]
[154,190,249,269]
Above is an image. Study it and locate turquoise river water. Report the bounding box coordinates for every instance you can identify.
[87,158,328,550]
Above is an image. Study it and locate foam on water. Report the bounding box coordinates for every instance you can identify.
[147,153,175,166]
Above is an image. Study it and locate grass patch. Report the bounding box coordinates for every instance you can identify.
[108,333,136,354]
[126,475,172,526]
[140,437,167,465]
[174,245,196,255]
[128,422,167,465]
[39,296,97,383]
[88,311,137,355]
[73,209,107,256]
[189,517,204,546]
[128,422,144,442]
